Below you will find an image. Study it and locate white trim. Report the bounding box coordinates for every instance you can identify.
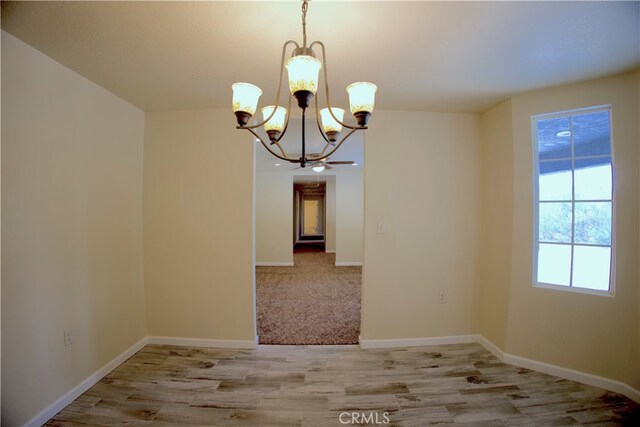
[358,334,477,349]
[534,281,614,298]
[25,336,149,427]
[359,334,640,403]
[335,261,362,266]
[255,261,294,267]
[325,249,336,253]
[475,334,640,404]
[474,334,503,358]
[147,336,257,349]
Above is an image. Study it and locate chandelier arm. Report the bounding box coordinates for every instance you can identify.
[238,40,299,130]
[318,128,358,159]
[272,140,290,158]
[311,40,364,131]
[273,91,293,144]
[246,128,297,163]
[313,92,334,146]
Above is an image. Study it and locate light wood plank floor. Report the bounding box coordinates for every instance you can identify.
[45,343,639,426]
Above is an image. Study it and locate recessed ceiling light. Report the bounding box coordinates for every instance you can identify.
[352,163,359,166]
[255,138,260,143]
[556,131,571,137]
[274,163,281,166]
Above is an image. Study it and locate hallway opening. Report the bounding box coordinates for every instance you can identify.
[254,122,364,344]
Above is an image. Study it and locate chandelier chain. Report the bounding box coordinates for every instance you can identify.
[302,0,308,49]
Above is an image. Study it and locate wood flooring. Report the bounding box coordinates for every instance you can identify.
[45,343,639,426]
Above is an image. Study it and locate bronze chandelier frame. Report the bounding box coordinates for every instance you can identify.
[233,0,373,168]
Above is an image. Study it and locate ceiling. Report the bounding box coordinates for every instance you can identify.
[2,1,638,114]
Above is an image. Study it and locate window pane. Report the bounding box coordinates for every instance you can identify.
[539,160,572,201]
[574,202,612,245]
[574,157,612,200]
[537,117,571,160]
[573,245,611,291]
[537,244,571,286]
[572,110,611,157]
[539,202,572,243]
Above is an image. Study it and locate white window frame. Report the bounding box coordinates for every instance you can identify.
[531,105,616,297]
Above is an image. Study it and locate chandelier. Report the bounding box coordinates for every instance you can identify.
[232,0,377,168]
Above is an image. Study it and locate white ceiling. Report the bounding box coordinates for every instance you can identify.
[2,1,638,114]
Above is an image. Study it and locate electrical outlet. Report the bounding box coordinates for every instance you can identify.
[64,330,73,347]
[438,292,446,304]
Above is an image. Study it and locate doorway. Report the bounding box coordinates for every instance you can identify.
[303,197,322,235]
[294,182,325,249]
[255,176,362,344]
[253,121,364,344]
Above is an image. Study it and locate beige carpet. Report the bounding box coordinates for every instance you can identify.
[256,249,361,345]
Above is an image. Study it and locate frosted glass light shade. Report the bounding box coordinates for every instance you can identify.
[346,82,377,114]
[232,82,262,115]
[320,108,345,133]
[261,106,287,132]
[285,55,322,94]
[312,165,326,172]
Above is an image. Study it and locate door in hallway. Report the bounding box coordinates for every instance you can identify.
[303,197,322,235]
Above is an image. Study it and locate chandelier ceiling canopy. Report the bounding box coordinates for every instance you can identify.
[232,0,377,168]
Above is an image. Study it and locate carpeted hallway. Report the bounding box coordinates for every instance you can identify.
[256,247,361,345]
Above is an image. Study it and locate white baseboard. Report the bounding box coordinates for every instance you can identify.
[25,336,149,427]
[335,261,363,266]
[475,334,640,404]
[148,335,257,349]
[359,333,640,403]
[255,261,294,266]
[358,334,477,349]
[325,249,336,253]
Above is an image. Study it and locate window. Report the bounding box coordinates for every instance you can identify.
[532,106,614,294]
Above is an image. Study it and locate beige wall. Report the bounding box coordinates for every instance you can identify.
[505,71,640,389]
[478,71,640,390]
[1,32,147,426]
[477,99,514,349]
[143,109,256,341]
[361,110,481,339]
[336,172,364,264]
[256,172,293,264]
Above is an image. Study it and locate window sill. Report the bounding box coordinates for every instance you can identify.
[533,282,615,298]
